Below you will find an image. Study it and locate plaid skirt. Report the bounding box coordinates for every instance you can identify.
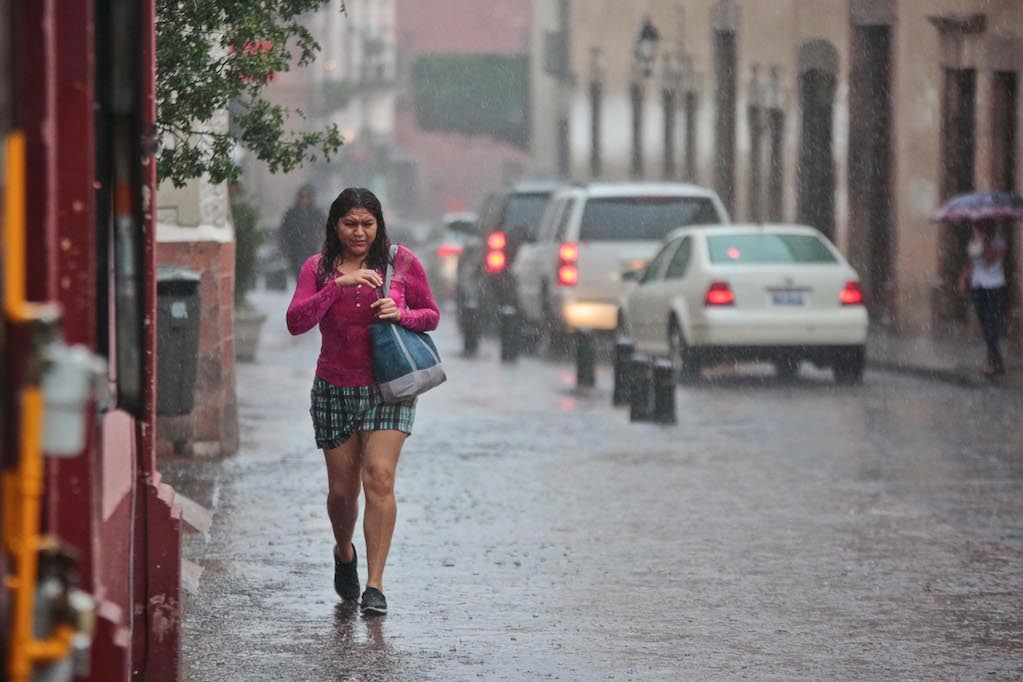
[309,378,416,450]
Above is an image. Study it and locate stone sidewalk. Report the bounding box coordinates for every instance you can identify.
[868,329,1023,392]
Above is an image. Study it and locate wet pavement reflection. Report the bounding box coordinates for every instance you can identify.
[165,291,1023,680]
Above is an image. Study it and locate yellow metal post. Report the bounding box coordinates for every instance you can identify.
[3,132,77,681]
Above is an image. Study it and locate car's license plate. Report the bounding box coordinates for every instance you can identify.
[771,290,805,306]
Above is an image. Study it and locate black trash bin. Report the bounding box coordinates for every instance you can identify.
[156,266,201,416]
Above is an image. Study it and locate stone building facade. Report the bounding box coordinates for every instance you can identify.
[531,0,1023,341]
[394,0,532,218]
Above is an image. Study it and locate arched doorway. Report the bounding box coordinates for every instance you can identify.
[797,40,839,240]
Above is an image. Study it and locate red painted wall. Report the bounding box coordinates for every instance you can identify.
[395,0,532,218]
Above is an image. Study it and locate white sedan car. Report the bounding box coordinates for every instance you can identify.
[619,224,869,383]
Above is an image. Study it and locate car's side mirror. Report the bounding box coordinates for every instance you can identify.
[622,268,645,283]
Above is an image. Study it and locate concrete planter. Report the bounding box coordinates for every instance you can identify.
[234,306,267,363]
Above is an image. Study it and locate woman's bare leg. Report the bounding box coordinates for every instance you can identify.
[360,430,406,591]
[323,434,363,562]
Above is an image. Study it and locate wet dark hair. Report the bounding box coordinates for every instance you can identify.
[317,187,392,284]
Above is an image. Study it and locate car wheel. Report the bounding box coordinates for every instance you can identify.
[668,318,700,383]
[833,348,865,385]
[775,358,800,381]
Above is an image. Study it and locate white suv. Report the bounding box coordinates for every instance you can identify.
[512,182,729,334]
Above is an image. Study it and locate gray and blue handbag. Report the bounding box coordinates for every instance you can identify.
[370,245,447,403]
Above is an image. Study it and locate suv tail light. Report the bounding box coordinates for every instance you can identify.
[557,242,579,287]
[487,231,507,250]
[840,281,864,306]
[559,242,579,263]
[704,281,735,306]
[558,265,579,286]
[485,230,507,273]
[485,250,506,273]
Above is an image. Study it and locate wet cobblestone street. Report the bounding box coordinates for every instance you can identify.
[164,291,1023,681]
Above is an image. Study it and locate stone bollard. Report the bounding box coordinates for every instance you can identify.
[576,329,596,388]
[612,338,634,406]
[499,305,520,364]
[652,358,677,424]
[628,355,654,422]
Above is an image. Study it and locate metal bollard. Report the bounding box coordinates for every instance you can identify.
[499,305,519,363]
[628,355,654,422]
[652,358,677,424]
[575,329,596,388]
[612,339,634,406]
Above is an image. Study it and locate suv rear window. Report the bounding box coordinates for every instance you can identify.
[500,193,552,240]
[707,233,838,264]
[579,197,720,241]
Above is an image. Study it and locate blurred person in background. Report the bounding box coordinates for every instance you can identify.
[958,220,1009,376]
[280,183,327,277]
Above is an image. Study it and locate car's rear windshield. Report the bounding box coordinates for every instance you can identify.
[707,233,838,264]
[579,197,720,241]
[501,193,552,239]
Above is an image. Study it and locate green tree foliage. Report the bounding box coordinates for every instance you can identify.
[411,53,530,149]
[231,195,262,306]
[156,0,344,187]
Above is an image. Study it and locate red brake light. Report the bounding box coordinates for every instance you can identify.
[437,244,463,258]
[558,264,579,286]
[487,231,507,251]
[704,281,735,306]
[559,242,579,263]
[485,250,507,273]
[840,281,864,306]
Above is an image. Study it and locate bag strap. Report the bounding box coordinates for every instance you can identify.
[382,244,398,297]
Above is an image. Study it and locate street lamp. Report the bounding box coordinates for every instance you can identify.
[631,17,660,177]
[633,16,661,79]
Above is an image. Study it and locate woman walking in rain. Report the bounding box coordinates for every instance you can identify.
[286,187,440,614]
[959,220,1009,376]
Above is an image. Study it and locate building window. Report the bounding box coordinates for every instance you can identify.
[714,30,737,214]
[747,103,763,222]
[797,67,837,238]
[684,91,698,181]
[937,67,976,322]
[590,80,602,178]
[663,88,677,179]
[557,116,570,178]
[766,108,784,222]
[848,24,895,323]
[631,82,645,178]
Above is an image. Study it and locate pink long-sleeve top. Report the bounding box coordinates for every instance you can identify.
[286,245,440,387]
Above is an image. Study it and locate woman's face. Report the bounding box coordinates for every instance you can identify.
[335,207,378,261]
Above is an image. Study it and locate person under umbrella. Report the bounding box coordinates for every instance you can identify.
[936,191,1021,377]
[957,219,1008,376]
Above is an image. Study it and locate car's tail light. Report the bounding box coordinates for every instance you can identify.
[484,230,507,273]
[437,244,463,259]
[487,231,507,251]
[840,281,864,306]
[559,242,579,263]
[485,250,507,273]
[704,281,735,306]
[557,242,579,287]
[558,264,579,286]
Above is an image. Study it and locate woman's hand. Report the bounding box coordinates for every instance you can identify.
[335,269,383,289]
[371,297,402,322]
